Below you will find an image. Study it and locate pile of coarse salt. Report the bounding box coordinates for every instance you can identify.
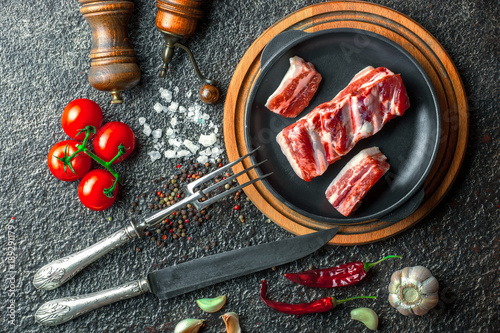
[141,87,224,163]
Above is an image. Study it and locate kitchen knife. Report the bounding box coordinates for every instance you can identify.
[35,227,338,326]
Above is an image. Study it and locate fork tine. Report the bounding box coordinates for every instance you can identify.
[198,172,273,208]
[187,146,261,191]
[201,160,267,195]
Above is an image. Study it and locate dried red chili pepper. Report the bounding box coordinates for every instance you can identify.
[259,280,375,315]
[284,255,401,288]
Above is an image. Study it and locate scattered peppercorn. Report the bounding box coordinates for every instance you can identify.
[138,160,255,249]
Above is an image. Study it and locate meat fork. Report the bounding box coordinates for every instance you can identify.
[33,148,270,291]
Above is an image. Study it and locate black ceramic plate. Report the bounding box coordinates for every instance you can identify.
[245,29,441,224]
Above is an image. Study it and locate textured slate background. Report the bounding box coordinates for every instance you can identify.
[0,0,498,332]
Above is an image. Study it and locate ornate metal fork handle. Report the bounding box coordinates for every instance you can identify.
[32,221,143,291]
[35,278,150,326]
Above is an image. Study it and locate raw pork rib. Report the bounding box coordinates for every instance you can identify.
[276,66,409,181]
[325,147,390,216]
[265,56,322,118]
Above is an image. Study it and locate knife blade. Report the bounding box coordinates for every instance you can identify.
[148,226,339,299]
[35,227,338,326]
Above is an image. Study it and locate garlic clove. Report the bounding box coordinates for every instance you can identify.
[174,318,204,333]
[388,269,402,293]
[421,275,439,295]
[388,293,401,308]
[408,266,433,282]
[397,306,413,316]
[196,295,227,313]
[222,312,241,333]
[412,294,439,315]
[350,307,379,330]
[400,266,411,280]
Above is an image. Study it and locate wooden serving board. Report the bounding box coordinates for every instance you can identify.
[223,1,468,245]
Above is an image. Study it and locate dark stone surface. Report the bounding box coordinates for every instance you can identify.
[0,0,498,332]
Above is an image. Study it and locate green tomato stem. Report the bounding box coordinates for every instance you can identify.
[65,127,123,196]
[107,144,126,165]
[64,127,93,162]
[83,150,122,183]
[103,176,120,198]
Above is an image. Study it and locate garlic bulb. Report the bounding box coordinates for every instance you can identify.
[388,266,439,316]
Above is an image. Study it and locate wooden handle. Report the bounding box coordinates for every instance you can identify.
[80,0,141,104]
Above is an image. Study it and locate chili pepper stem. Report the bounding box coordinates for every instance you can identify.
[364,255,402,272]
[334,296,376,306]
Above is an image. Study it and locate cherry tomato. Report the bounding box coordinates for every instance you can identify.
[47,140,92,181]
[78,169,118,211]
[93,121,135,164]
[62,98,103,141]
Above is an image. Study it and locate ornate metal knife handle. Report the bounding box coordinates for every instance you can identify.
[33,221,145,291]
[35,278,150,326]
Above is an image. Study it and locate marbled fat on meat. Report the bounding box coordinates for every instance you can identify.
[325,147,390,216]
[266,56,322,118]
[276,66,409,181]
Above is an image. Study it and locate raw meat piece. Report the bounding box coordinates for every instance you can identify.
[325,147,390,216]
[277,66,409,181]
[265,56,322,118]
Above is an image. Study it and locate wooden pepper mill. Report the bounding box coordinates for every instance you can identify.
[156,0,220,104]
[79,0,141,104]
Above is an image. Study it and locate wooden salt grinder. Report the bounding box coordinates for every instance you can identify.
[156,0,220,104]
[80,0,141,104]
